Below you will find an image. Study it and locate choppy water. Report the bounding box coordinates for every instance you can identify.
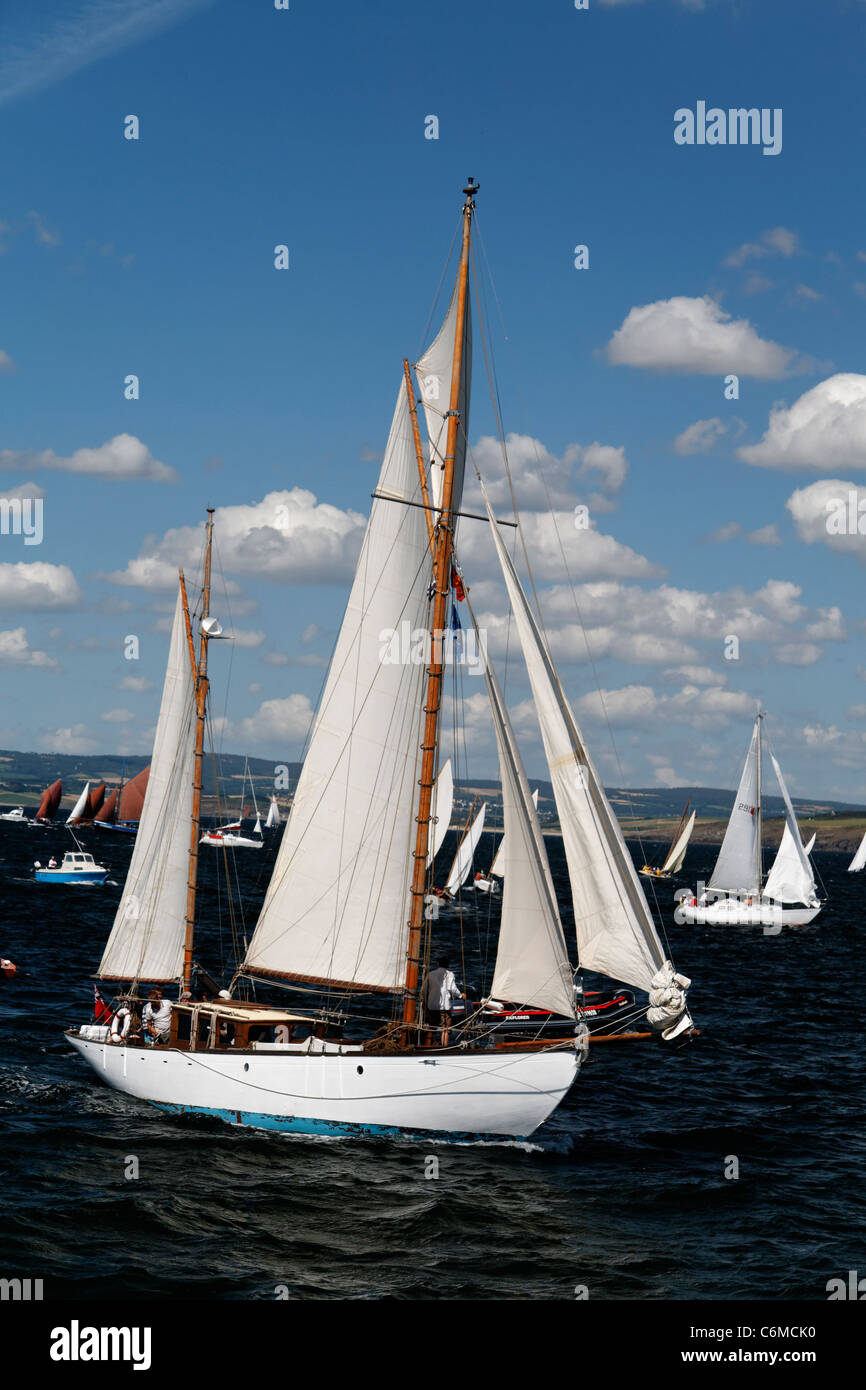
[1,820,863,1300]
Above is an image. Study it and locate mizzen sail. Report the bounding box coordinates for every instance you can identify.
[97,590,196,983]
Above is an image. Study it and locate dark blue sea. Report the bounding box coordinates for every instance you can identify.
[1,820,863,1302]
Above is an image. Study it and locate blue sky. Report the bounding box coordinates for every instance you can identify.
[2,0,866,800]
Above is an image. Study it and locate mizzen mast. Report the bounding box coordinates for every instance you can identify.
[181,507,215,992]
[402,179,478,1026]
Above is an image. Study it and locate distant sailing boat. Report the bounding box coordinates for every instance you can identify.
[848,828,866,872]
[475,789,539,893]
[639,801,696,880]
[679,713,821,926]
[439,799,486,898]
[95,767,149,834]
[201,756,264,848]
[68,182,693,1141]
[30,778,62,826]
[265,796,281,829]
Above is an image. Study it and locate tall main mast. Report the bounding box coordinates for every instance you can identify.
[402,179,477,1026]
[182,507,215,991]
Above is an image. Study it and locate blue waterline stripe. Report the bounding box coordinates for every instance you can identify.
[152,1101,524,1144]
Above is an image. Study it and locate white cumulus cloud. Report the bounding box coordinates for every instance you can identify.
[605,295,800,378]
[739,375,866,471]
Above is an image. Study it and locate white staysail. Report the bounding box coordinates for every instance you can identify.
[265,796,280,829]
[662,809,696,875]
[243,381,430,992]
[763,755,818,906]
[98,589,196,982]
[253,815,262,837]
[482,651,574,1017]
[66,782,91,825]
[489,789,539,879]
[848,828,866,873]
[708,720,761,895]
[427,758,453,866]
[416,278,472,519]
[445,802,486,896]
[483,491,670,996]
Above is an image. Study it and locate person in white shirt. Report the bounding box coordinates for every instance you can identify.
[142,987,172,1045]
[425,956,465,1047]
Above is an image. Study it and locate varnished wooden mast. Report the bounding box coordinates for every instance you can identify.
[182,507,215,992]
[402,180,477,1027]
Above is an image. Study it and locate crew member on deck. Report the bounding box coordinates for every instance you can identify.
[425,956,465,1048]
[142,987,172,1045]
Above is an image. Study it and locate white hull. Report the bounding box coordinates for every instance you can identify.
[200,833,263,849]
[67,1033,582,1140]
[679,898,821,927]
[473,875,499,894]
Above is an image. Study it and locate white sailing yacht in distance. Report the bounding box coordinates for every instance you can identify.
[679,712,821,927]
[67,181,693,1141]
[639,801,696,881]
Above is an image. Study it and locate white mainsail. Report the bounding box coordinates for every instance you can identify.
[66,782,91,825]
[445,801,486,896]
[763,754,818,906]
[483,492,669,995]
[242,381,430,992]
[489,788,539,878]
[848,828,866,872]
[427,758,453,866]
[416,278,472,518]
[98,589,196,982]
[662,809,696,875]
[265,796,280,829]
[708,719,761,895]
[482,651,574,1017]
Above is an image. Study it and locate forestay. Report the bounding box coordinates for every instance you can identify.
[483,488,668,995]
[243,382,431,992]
[98,590,196,982]
[708,720,761,895]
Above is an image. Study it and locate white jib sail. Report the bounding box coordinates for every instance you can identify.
[489,788,539,879]
[66,782,91,825]
[482,654,574,1017]
[243,382,430,992]
[848,828,866,873]
[483,489,669,995]
[427,758,453,866]
[764,754,818,905]
[662,810,696,875]
[708,719,761,895]
[416,276,472,519]
[265,796,280,828]
[98,588,196,983]
[445,802,486,896]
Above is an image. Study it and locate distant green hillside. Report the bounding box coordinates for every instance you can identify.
[0,749,301,806]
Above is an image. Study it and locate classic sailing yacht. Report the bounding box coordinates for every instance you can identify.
[200,756,264,848]
[848,828,866,872]
[679,713,821,926]
[439,799,486,898]
[639,801,696,880]
[67,181,693,1141]
[265,796,281,829]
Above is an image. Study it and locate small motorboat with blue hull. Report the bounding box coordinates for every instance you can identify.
[35,851,108,885]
